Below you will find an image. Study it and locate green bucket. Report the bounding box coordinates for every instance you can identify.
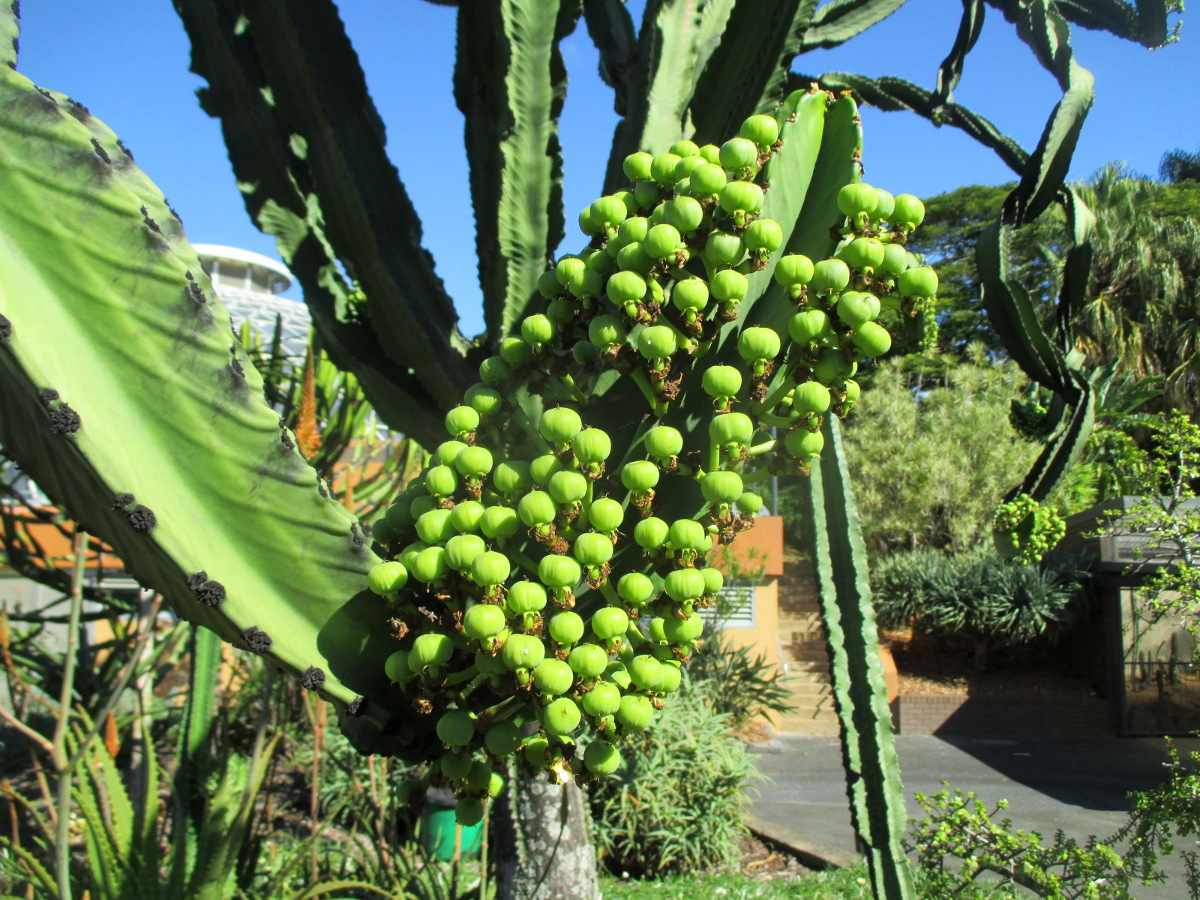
[420,804,483,861]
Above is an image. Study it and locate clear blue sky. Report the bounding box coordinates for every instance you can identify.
[15,1,1196,339]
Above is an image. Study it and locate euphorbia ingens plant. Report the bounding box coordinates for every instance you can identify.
[365,99,935,826]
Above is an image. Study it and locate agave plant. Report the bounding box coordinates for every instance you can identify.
[0,1,1178,898]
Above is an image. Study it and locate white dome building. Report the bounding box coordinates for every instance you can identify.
[193,244,312,363]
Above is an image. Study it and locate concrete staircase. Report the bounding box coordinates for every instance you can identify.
[772,557,840,736]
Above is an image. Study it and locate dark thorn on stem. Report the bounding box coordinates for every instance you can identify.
[49,404,81,434]
[193,579,226,607]
[90,137,110,164]
[300,666,325,691]
[126,505,156,533]
[111,493,135,510]
[243,627,272,653]
[346,696,367,717]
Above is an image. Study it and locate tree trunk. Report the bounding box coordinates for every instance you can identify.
[492,766,599,900]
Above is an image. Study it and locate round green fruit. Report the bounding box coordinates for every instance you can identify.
[592,607,630,640]
[668,518,706,551]
[456,798,484,827]
[445,533,487,571]
[384,649,410,683]
[719,137,758,170]
[493,460,532,496]
[791,381,832,415]
[785,428,825,461]
[836,291,881,328]
[704,231,745,267]
[636,325,678,361]
[709,411,753,447]
[617,572,656,606]
[621,460,660,492]
[506,580,548,614]
[540,407,583,444]
[664,568,706,602]
[584,740,622,776]
[533,658,575,696]
[569,643,609,678]
[411,546,448,584]
[549,470,588,505]
[548,611,585,645]
[702,365,742,399]
[617,694,655,731]
[809,258,851,293]
[582,682,622,716]
[623,151,653,182]
[740,114,779,147]
[738,326,781,362]
[852,320,892,358]
[690,162,727,195]
[702,471,743,505]
[539,556,582,590]
[480,505,519,540]
[445,405,481,439]
[518,491,557,528]
[634,517,669,550]
[485,719,523,756]
[837,182,877,218]
[587,498,625,534]
[718,180,764,215]
[891,193,925,230]
[744,218,783,253]
[502,633,546,670]
[671,277,710,313]
[437,710,475,747]
[708,271,747,308]
[663,614,704,643]
[411,633,454,672]
[573,531,614,567]
[788,309,833,345]
[463,603,507,641]
[645,425,684,460]
[543,698,582,736]
[368,561,408,596]
[606,269,647,305]
[471,550,511,587]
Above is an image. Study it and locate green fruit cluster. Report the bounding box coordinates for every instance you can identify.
[992,494,1066,565]
[1008,396,1054,442]
[362,105,936,821]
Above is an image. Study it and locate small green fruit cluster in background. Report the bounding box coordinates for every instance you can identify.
[992,494,1066,565]
[363,102,935,825]
[1008,395,1055,442]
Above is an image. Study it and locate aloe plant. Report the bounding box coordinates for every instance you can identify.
[0,1,1179,898]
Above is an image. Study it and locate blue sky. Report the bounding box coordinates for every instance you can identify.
[15,1,1196,338]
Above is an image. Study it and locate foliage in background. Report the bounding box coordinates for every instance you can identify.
[780,354,1038,554]
[587,684,758,878]
[1090,411,1200,644]
[871,547,1088,668]
[685,629,793,731]
[906,170,1200,416]
[908,742,1200,899]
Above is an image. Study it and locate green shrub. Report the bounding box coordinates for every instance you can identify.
[871,549,1089,655]
[687,628,794,729]
[587,685,759,877]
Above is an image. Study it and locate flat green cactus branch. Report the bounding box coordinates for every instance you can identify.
[0,65,436,758]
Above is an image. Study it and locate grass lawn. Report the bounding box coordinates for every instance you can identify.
[599,864,874,899]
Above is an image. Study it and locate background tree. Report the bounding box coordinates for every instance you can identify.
[779,351,1039,555]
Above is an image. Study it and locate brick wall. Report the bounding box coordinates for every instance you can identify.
[899,693,1112,737]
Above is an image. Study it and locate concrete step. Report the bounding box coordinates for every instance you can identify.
[782,679,832,696]
[773,716,841,736]
[785,647,832,663]
[782,659,830,674]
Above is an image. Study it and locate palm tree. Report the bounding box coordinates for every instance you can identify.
[1160,146,1200,183]
[1068,165,1200,414]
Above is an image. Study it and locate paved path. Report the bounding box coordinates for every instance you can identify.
[745,734,1200,897]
